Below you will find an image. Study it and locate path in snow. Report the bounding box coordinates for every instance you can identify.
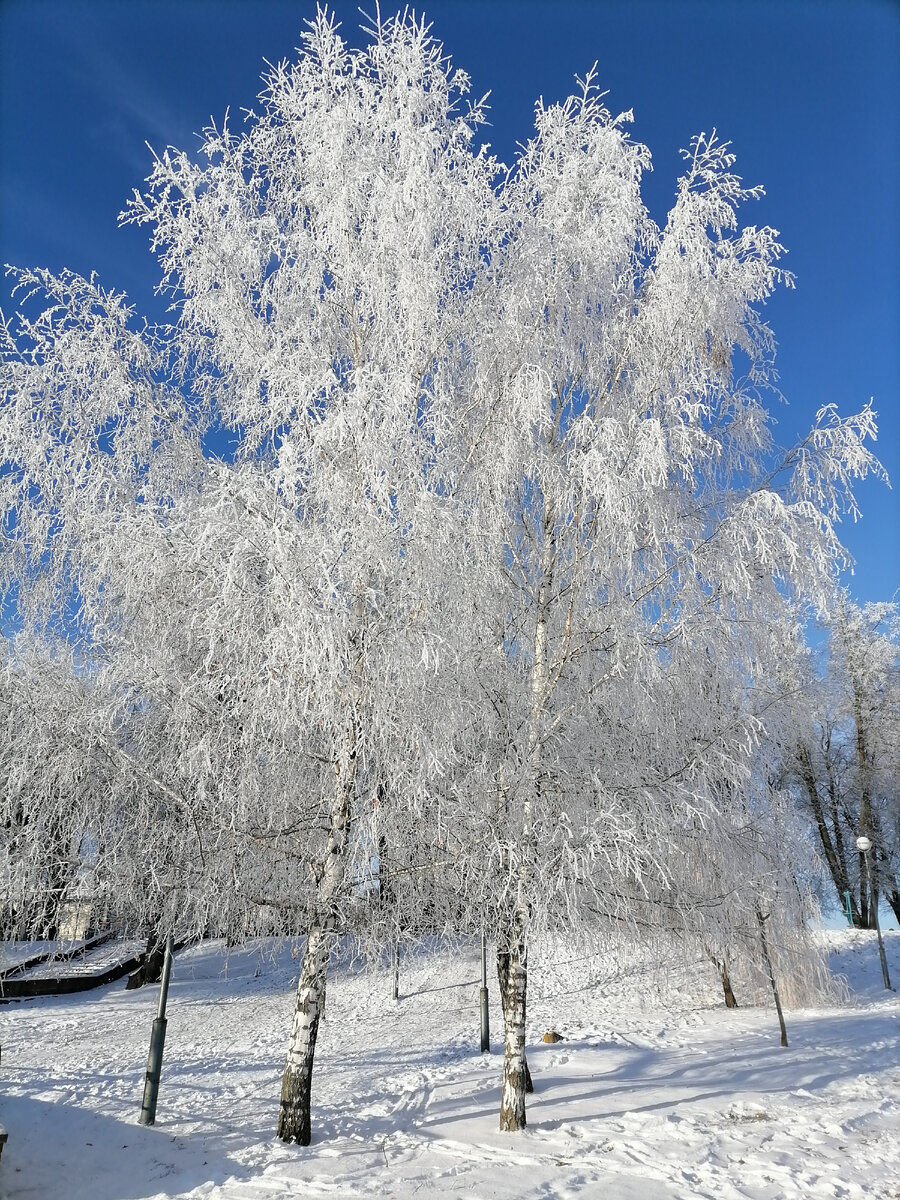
[1,931,898,1199]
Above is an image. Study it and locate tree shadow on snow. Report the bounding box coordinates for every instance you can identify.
[518,1008,900,1132]
[313,1006,900,1142]
[0,1093,254,1200]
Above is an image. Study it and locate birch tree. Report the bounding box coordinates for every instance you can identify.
[3,9,496,1145]
[444,81,884,1129]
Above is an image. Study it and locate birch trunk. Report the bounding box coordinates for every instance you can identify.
[497,948,533,1093]
[499,543,552,1131]
[277,750,354,1145]
[499,930,529,1131]
[277,921,332,1145]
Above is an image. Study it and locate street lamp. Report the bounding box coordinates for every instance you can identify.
[856,836,893,991]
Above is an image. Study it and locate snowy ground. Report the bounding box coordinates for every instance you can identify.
[1,930,898,1200]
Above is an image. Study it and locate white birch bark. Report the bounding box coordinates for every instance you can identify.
[278,742,355,1145]
[498,524,554,1130]
[498,929,529,1131]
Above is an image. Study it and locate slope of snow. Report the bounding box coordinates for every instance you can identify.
[1,930,898,1199]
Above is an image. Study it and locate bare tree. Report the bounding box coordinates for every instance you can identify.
[788,600,899,926]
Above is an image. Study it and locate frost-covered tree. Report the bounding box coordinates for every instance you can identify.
[0,641,98,940]
[435,78,884,1128]
[0,627,218,949]
[2,9,496,1145]
[0,638,143,942]
[0,7,886,1144]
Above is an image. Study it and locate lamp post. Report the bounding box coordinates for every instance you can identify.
[855,836,892,991]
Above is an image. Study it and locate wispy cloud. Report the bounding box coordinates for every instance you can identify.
[39,7,207,164]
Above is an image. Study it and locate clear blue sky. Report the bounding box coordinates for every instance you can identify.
[1,0,897,604]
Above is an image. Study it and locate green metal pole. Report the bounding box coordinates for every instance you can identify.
[479,930,490,1053]
[139,932,174,1126]
[391,937,400,1001]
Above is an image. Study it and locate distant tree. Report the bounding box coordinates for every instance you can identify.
[0,641,104,940]
[788,600,899,927]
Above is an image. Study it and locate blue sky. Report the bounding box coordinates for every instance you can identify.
[1,0,897,605]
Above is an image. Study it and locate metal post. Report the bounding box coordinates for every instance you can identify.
[391,938,400,1002]
[863,849,893,990]
[139,932,174,1125]
[479,930,490,1053]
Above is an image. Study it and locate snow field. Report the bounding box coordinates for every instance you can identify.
[1,930,898,1199]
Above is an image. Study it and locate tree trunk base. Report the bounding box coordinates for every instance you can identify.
[498,940,529,1130]
[278,1068,313,1146]
[277,926,329,1145]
